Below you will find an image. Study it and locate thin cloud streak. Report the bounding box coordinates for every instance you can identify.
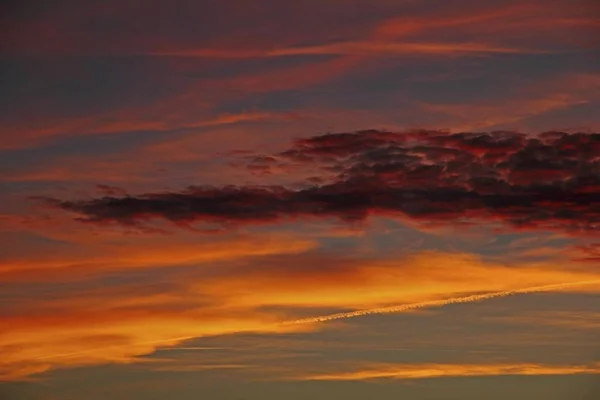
[148,40,557,58]
[282,280,600,325]
[299,362,600,381]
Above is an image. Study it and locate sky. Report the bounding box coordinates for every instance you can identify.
[0,0,599,399]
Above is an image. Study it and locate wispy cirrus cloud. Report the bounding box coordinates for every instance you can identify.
[0,305,307,381]
[296,362,600,381]
[6,0,592,56]
[149,40,554,58]
[1,110,293,151]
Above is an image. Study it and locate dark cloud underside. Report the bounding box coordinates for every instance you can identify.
[47,130,600,234]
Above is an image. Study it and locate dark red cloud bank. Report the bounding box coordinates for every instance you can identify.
[46,130,600,234]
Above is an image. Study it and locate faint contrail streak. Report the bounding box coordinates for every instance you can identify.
[281,280,600,326]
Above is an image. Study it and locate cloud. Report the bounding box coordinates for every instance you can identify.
[281,280,600,325]
[151,40,551,58]
[297,362,600,381]
[485,311,600,330]
[194,251,600,310]
[3,248,599,381]
[573,243,600,262]
[47,130,600,235]
[0,306,307,381]
[0,232,317,281]
[1,110,289,151]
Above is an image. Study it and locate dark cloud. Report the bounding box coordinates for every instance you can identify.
[45,130,600,234]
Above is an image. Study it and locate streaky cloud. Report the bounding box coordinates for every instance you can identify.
[281,280,600,325]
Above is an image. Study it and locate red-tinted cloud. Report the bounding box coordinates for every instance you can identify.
[573,243,600,262]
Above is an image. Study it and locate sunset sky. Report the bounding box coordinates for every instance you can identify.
[1,1,599,399]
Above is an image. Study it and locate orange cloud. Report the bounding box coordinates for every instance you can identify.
[2,248,599,381]
[283,280,600,326]
[298,362,600,381]
[0,232,317,279]
[2,0,598,390]
[0,306,308,381]
[200,252,600,310]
